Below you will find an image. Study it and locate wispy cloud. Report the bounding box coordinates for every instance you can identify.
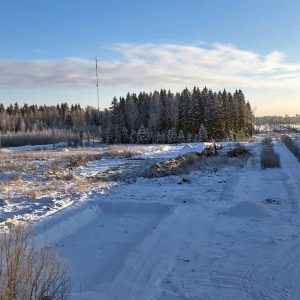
[0,43,299,90]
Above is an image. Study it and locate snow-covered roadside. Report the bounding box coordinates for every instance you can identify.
[48,159,243,298]
[37,139,300,299]
[5,139,300,299]
[156,140,300,300]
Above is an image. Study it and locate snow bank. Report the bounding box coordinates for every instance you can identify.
[34,202,101,245]
[222,201,270,218]
[98,201,172,215]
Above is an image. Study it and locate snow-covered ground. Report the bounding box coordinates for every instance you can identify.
[0,143,205,226]
[2,139,300,299]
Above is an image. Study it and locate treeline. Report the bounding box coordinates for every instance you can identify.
[0,130,76,148]
[0,103,102,147]
[0,87,253,146]
[0,102,101,133]
[256,115,300,126]
[103,87,253,144]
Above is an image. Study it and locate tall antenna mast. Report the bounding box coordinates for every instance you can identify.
[95,56,100,111]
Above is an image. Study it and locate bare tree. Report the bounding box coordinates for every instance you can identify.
[0,224,70,300]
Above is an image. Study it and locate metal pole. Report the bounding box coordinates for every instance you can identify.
[95,56,100,112]
[95,56,102,143]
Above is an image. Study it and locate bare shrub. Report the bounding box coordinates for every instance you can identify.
[0,224,70,299]
[68,156,86,169]
[281,135,300,161]
[260,145,280,169]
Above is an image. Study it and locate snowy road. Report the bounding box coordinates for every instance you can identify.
[33,140,300,299]
[275,141,300,214]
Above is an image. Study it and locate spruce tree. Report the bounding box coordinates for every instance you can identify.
[198,124,208,142]
[167,128,178,144]
[137,124,150,144]
[178,130,185,143]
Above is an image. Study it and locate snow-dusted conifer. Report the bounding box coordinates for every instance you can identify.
[178,130,185,143]
[167,128,178,144]
[130,129,137,144]
[198,124,208,142]
[121,127,129,143]
[137,124,150,144]
[106,127,114,144]
[156,132,166,144]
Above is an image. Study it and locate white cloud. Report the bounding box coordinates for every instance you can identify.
[0,43,299,91]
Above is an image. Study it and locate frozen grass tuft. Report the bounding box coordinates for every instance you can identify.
[144,151,247,178]
[260,138,280,169]
[104,146,140,159]
[226,143,251,157]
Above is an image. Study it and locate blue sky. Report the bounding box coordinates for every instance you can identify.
[0,0,299,115]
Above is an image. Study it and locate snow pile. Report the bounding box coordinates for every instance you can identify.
[222,201,270,218]
[139,143,204,159]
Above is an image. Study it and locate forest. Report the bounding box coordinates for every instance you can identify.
[0,87,253,146]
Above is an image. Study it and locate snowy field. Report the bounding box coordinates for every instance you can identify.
[0,143,203,226]
[1,139,300,299]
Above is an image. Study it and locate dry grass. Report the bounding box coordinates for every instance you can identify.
[260,144,280,169]
[42,181,62,192]
[24,189,42,199]
[261,137,273,146]
[226,144,251,157]
[144,152,202,178]
[0,145,124,226]
[144,151,245,178]
[236,136,257,142]
[0,224,70,299]
[9,173,22,183]
[103,146,139,158]
[281,135,300,161]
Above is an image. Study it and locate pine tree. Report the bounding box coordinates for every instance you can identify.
[121,127,129,143]
[156,132,166,144]
[198,124,208,142]
[130,129,137,144]
[137,124,150,144]
[114,125,122,144]
[204,91,217,140]
[105,127,114,144]
[167,128,178,144]
[178,130,185,143]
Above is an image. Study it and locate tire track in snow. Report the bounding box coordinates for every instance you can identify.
[240,244,300,299]
[95,206,208,300]
[240,140,300,299]
[275,140,300,214]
